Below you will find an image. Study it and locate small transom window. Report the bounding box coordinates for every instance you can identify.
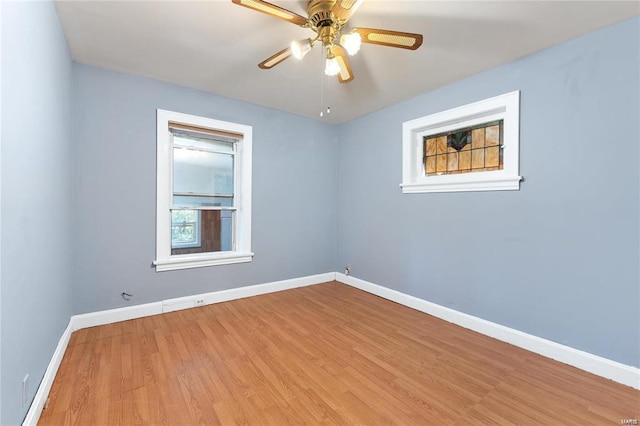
[402,91,522,193]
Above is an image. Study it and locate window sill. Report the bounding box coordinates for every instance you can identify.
[153,252,254,272]
[401,174,522,193]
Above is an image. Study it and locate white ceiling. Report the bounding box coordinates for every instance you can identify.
[54,1,639,123]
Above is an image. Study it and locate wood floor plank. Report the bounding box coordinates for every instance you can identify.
[39,281,640,425]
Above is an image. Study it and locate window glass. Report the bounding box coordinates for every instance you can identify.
[170,133,236,255]
[172,195,233,208]
[172,134,234,153]
[423,120,503,176]
[173,147,234,195]
[170,209,233,255]
[171,210,200,248]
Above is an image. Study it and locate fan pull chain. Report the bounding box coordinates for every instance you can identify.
[321,84,331,117]
[320,48,326,117]
[320,54,324,117]
[320,47,331,118]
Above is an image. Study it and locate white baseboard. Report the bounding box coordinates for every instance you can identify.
[335,273,640,390]
[72,272,336,328]
[22,323,73,426]
[23,272,336,425]
[161,272,336,313]
[72,301,163,331]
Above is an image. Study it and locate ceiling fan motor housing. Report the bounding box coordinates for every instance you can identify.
[308,0,338,29]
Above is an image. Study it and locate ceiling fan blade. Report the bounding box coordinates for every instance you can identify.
[258,47,292,69]
[332,0,364,23]
[354,28,423,50]
[332,45,354,83]
[232,0,307,26]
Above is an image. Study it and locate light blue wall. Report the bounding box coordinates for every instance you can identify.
[0,4,3,421]
[1,1,74,424]
[337,17,640,367]
[72,64,338,314]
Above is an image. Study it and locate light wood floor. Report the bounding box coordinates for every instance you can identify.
[39,281,639,425]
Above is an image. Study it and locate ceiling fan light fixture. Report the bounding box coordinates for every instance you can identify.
[291,38,312,60]
[324,56,341,76]
[232,0,424,84]
[340,31,361,56]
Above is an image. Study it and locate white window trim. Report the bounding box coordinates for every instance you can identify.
[401,91,522,193]
[154,109,253,271]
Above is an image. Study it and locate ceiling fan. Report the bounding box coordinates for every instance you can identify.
[231,0,423,83]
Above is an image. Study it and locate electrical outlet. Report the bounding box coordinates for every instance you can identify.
[22,374,29,408]
[345,264,351,276]
[195,299,205,306]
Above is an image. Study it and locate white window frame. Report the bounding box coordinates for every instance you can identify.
[154,109,253,271]
[401,91,522,193]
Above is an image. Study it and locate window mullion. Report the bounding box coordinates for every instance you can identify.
[173,192,234,198]
[171,206,237,211]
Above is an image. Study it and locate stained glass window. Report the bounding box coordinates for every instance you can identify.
[423,120,503,176]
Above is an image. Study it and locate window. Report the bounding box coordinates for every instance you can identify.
[401,91,522,193]
[154,110,253,271]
